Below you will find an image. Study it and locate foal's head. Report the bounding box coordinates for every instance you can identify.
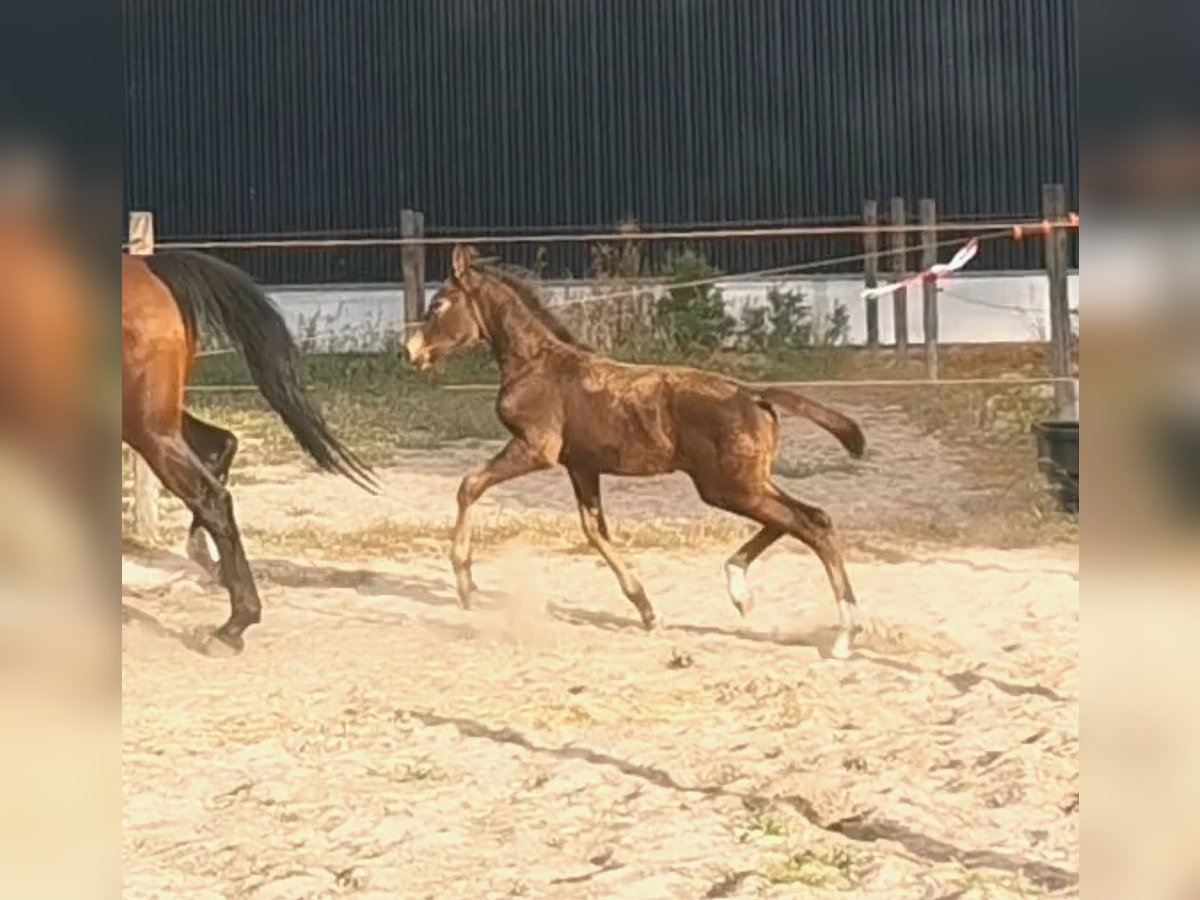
[404,244,486,370]
[404,244,583,370]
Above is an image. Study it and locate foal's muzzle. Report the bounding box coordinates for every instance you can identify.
[404,332,432,371]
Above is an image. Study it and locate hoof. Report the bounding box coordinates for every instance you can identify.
[203,630,244,658]
[639,611,658,631]
[830,629,854,660]
[730,593,754,618]
[725,563,754,617]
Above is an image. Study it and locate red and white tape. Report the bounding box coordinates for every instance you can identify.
[861,237,980,301]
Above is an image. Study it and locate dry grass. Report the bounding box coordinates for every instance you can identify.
[187,389,504,471]
[240,515,758,562]
[133,342,1078,556]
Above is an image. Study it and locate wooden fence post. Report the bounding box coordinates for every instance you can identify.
[128,211,160,541]
[1042,184,1076,419]
[401,209,426,330]
[920,198,939,380]
[863,200,880,349]
[889,197,909,363]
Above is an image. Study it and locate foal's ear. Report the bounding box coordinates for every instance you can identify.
[451,244,476,280]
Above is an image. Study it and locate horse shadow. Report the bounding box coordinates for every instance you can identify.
[121,601,214,654]
[249,556,459,609]
[121,546,462,655]
[547,602,841,656]
[547,603,1074,701]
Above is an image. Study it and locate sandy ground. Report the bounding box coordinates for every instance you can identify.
[123,411,1078,899]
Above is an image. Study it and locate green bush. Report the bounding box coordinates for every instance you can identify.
[741,287,850,352]
[653,250,734,353]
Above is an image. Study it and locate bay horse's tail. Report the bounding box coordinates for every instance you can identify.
[755,387,866,458]
[144,250,379,492]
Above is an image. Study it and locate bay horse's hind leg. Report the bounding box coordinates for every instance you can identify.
[181,412,238,581]
[134,430,261,656]
[568,467,656,630]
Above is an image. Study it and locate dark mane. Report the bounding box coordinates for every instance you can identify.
[478,263,589,350]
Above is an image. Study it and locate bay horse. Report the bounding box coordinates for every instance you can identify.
[0,209,99,492]
[0,190,108,569]
[405,245,869,658]
[123,249,376,655]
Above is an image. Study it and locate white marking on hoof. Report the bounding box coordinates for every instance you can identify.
[831,629,853,660]
[725,563,754,616]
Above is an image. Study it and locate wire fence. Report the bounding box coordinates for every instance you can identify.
[126,200,1079,400]
[125,216,1077,252]
[196,229,1009,356]
[126,200,1080,541]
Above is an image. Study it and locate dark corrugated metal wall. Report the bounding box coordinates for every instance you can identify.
[124,0,1078,283]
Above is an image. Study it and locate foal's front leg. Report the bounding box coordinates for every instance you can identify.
[568,467,657,630]
[451,439,549,606]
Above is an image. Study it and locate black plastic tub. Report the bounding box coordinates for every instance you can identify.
[1032,421,1079,514]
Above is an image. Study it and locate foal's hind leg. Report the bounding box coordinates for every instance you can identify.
[707,481,863,658]
[451,439,550,607]
[725,526,784,616]
[181,412,238,581]
[131,430,261,656]
[568,467,656,630]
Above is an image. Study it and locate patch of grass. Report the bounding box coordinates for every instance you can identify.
[365,757,446,785]
[760,847,858,889]
[746,810,791,840]
[949,865,1051,898]
[397,758,444,783]
[842,754,869,773]
[187,386,505,469]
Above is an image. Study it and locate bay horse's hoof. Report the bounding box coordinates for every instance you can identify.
[640,611,657,631]
[203,630,244,658]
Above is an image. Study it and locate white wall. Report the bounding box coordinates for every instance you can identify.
[264,272,1079,352]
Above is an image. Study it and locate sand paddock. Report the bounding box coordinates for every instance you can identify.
[123,403,1078,899]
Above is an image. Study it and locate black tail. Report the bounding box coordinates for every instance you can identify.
[145,250,379,492]
[754,387,866,458]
